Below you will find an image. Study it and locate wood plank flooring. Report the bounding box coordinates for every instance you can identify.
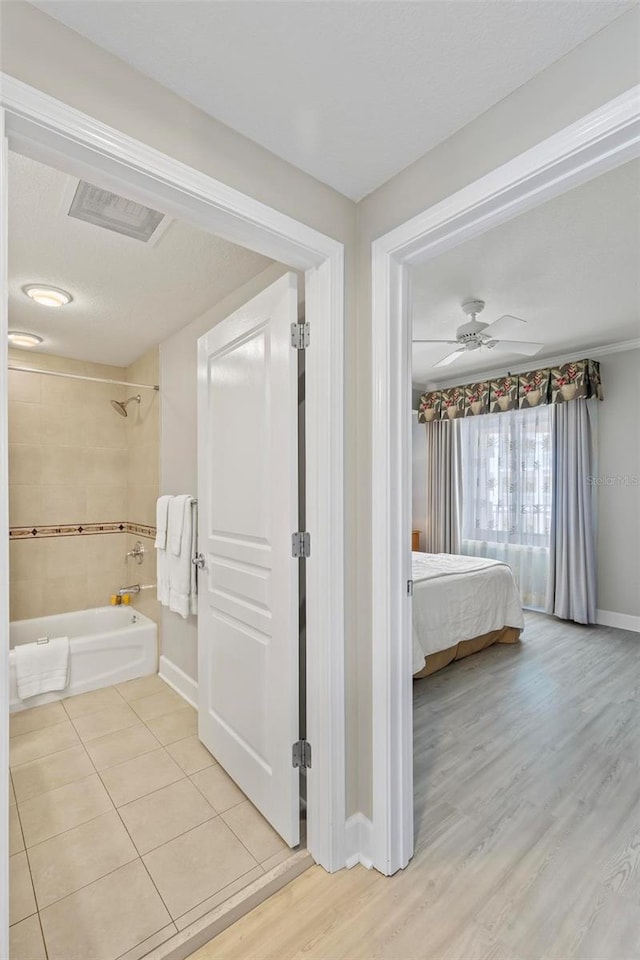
[192,613,639,959]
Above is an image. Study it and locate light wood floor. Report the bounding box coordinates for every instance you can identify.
[192,613,640,960]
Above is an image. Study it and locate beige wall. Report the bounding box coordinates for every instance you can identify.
[8,347,161,624]
[8,349,128,618]
[596,349,640,620]
[125,348,160,626]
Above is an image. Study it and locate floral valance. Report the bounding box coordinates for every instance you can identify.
[418,359,603,422]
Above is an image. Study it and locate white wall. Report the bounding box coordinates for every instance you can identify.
[159,263,288,682]
[596,348,640,625]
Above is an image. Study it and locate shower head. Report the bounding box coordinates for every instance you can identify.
[111,395,141,418]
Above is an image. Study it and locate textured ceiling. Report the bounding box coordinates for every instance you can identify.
[411,159,640,388]
[8,152,273,366]
[31,0,633,200]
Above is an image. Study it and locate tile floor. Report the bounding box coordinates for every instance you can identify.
[9,675,296,960]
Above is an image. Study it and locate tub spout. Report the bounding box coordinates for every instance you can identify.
[118,584,141,596]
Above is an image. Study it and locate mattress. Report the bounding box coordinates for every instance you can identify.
[412,552,524,674]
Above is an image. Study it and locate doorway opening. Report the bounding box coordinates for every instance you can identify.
[1,75,345,960]
[7,148,312,960]
[369,88,640,877]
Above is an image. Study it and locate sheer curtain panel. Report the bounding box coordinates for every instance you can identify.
[459,405,553,609]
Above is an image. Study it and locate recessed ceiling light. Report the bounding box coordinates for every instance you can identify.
[23,284,72,308]
[8,330,44,348]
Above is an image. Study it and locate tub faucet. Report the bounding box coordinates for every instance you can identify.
[118,584,141,596]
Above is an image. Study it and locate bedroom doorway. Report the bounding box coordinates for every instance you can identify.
[369,88,640,876]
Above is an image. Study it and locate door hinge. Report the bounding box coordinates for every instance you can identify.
[291,531,311,558]
[407,579,414,597]
[292,740,312,769]
[290,322,310,350]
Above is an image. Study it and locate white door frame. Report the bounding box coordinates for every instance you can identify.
[370,86,640,876]
[0,74,346,952]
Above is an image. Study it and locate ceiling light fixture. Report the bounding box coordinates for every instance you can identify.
[23,284,73,308]
[8,330,44,348]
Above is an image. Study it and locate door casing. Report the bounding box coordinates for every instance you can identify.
[369,86,640,877]
[0,73,346,959]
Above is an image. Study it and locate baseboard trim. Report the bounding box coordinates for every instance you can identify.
[158,655,198,708]
[344,813,374,870]
[596,609,640,633]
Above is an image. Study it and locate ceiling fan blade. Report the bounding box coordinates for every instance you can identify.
[434,348,465,367]
[487,340,544,356]
[412,339,459,344]
[483,313,527,338]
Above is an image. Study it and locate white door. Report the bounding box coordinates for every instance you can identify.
[197,273,300,846]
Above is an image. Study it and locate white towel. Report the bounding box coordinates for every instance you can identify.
[189,501,198,617]
[157,540,170,608]
[156,495,172,606]
[169,496,197,619]
[15,637,70,700]
[168,495,189,556]
[155,495,172,549]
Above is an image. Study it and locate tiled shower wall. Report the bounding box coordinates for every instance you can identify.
[8,347,159,623]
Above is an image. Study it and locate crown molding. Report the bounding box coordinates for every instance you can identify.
[414,338,640,392]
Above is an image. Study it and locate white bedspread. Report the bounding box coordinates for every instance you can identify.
[412,552,524,673]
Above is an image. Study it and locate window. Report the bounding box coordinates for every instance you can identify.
[459,404,553,609]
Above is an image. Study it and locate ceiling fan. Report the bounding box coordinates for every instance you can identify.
[413,299,544,368]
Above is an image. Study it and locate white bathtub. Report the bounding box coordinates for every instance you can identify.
[10,606,158,712]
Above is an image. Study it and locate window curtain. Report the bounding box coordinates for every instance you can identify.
[545,399,598,624]
[459,405,553,609]
[424,419,461,553]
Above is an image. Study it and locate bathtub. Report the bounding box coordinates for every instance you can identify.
[9,606,158,712]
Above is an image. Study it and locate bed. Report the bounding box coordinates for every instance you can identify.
[412,552,524,678]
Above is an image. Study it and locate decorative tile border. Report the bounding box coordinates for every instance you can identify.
[9,521,157,541]
[126,522,157,540]
[10,522,125,540]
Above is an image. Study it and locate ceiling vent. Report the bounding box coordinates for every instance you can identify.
[68,181,166,242]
